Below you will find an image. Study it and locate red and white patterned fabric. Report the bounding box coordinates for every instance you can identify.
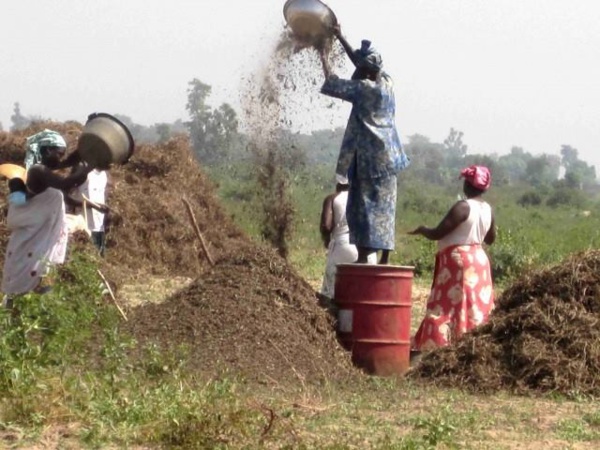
[413,244,494,350]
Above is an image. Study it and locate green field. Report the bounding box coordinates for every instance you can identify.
[211,162,600,287]
[2,162,600,449]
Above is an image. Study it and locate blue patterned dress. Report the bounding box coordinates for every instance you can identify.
[321,73,409,250]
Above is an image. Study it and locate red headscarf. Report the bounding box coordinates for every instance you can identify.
[460,165,491,191]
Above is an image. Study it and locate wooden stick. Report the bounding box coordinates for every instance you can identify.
[97,269,128,321]
[81,193,103,210]
[83,199,88,228]
[182,197,215,266]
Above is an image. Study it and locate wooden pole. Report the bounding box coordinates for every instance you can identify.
[83,199,88,228]
[81,193,103,210]
[182,196,215,266]
[97,269,128,321]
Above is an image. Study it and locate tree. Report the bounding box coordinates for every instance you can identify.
[10,102,30,131]
[560,144,579,169]
[209,103,239,156]
[560,145,596,189]
[155,123,171,143]
[443,127,468,169]
[564,171,583,190]
[525,155,560,187]
[186,79,212,120]
[185,79,239,165]
[402,134,446,185]
[497,146,531,184]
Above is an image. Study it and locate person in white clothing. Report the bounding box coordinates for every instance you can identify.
[319,178,375,301]
[75,169,109,256]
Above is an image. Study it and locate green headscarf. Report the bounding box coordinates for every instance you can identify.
[24,129,67,170]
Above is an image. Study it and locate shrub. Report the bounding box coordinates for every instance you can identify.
[517,191,542,207]
[546,187,586,209]
[488,227,539,282]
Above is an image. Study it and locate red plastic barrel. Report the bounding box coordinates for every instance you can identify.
[336,264,414,376]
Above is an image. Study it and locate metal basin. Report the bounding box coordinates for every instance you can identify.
[283,0,337,42]
[77,113,135,169]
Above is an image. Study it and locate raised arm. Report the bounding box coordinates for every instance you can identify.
[55,149,82,170]
[333,25,359,67]
[26,163,93,195]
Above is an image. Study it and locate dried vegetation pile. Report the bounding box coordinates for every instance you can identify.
[0,123,352,384]
[412,250,600,397]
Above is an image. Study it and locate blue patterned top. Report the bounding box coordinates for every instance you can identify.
[321,73,409,180]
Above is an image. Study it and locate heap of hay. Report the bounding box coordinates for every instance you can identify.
[101,136,247,283]
[411,250,600,396]
[125,240,353,383]
[0,124,243,282]
[0,123,353,384]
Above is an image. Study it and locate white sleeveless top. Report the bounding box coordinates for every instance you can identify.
[438,198,492,251]
[331,191,350,240]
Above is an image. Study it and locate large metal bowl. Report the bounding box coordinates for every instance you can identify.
[78,113,135,169]
[283,0,338,42]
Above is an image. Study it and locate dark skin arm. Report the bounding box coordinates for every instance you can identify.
[332,25,359,67]
[484,214,496,245]
[62,164,110,213]
[320,193,336,248]
[63,192,109,213]
[409,201,497,245]
[64,192,84,210]
[408,200,470,240]
[55,149,81,170]
[321,24,361,78]
[26,163,93,195]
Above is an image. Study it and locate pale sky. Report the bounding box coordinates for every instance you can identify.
[2,0,599,169]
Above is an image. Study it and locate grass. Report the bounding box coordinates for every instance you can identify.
[57,371,580,449]
[211,164,600,286]
[2,256,600,449]
[3,168,600,448]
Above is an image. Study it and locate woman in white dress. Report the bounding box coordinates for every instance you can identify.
[2,130,92,301]
[319,178,375,300]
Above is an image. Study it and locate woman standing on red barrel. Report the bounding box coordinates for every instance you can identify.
[319,25,409,265]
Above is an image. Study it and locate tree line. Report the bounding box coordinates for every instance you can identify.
[7,79,597,192]
[7,79,599,258]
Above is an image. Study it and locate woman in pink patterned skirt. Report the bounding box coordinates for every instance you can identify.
[409,165,496,351]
